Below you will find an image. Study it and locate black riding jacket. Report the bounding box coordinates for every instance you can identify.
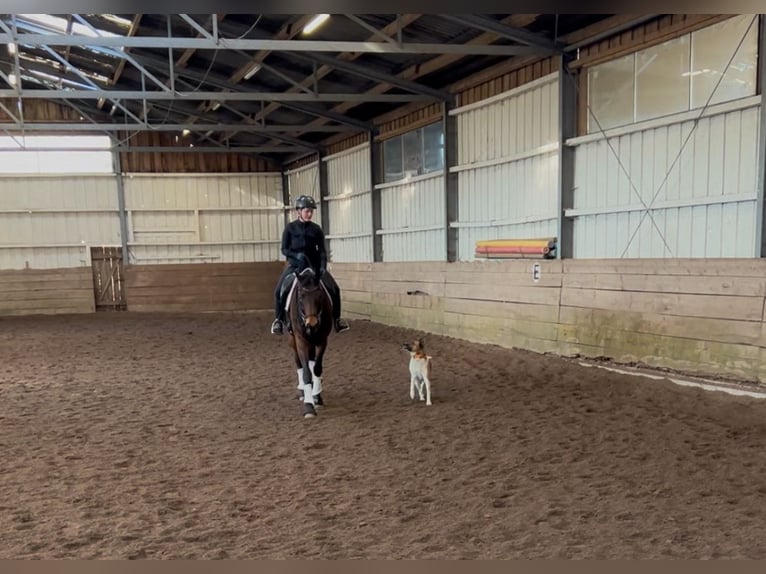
[281,218,327,273]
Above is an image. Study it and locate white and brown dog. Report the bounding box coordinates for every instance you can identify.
[402,338,433,406]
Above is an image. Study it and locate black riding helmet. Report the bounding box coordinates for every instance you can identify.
[294,195,317,210]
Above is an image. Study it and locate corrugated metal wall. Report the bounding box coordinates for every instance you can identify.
[567,96,760,258]
[378,172,446,261]
[285,161,322,226]
[451,73,560,260]
[0,175,119,269]
[324,143,373,262]
[123,172,285,264]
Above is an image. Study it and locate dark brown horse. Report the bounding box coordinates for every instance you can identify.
[286,267,334,418]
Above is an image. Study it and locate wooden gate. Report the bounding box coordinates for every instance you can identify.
[90,246,127,311]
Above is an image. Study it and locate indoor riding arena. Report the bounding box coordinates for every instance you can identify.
[2,12,766,560]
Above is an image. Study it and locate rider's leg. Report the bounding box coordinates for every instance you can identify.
[321,271,349,333]
[271,266,293,334]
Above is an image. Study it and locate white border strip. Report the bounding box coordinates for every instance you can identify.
[566,193,757,218]
[284,161,319,176]
[322,141,369,163]
[450,72,558,116]
[566,95,761,147]
[124,172,282,177]
[450,142,559,174]
[374,170,443,190]
[578,362,766,399]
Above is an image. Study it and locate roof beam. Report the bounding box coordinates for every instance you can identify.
[0,89,436,103]
[0,33,554,56]
[277,102,374,131]
[220,14,423,145]
[0,145,303,153]
[204,102,321,151]
[0,122,360,133]
[290,51,453,101]
[344,15,397,44]
[284,14,541,139]
[178,14,315,132]
[110,14,142,86]
[564,14,660,51]
[440,14,563,53]
[109,49,372,130]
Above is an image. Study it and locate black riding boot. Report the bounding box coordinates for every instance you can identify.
[322,271,349,333]
[271,267,293,334]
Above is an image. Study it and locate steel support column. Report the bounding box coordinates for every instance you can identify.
[557,54,578,259]
[443,101,459,262]
[756,15,766,257]
[111,140,130,265]
[370,131,383,262]
[318,152,332,261]
[281,168,291,228]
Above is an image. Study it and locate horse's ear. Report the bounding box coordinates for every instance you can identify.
[297,267,315,285]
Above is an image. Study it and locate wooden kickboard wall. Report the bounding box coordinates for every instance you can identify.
[123,261,284,313]
[331,258,766,384]
[0,267,96,316]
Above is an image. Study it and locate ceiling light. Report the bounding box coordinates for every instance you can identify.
[303,14,330,35]
[243,63,261,80]
[210,101,222,111]
[182,129,191,136]
[97,97,105,108]
[8,43,17,55]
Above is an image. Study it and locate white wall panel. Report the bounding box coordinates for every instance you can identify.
[451,73,560,260]
[0,175,119,269]
[568,96,760,258]
[325,143,373,262]
[378,172,446,261]
[124,172,285,264]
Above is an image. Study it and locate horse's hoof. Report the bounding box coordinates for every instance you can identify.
[302,403,316,418]
[313,393,324,407]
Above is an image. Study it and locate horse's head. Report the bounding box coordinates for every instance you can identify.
[294,267,329,335]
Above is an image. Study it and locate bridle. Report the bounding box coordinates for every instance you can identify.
[297,283,323,328]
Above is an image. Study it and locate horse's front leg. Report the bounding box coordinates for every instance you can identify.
[310,343,326,405]
[295,340,317,417]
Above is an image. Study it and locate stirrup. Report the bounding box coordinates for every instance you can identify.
[271,319,284,334]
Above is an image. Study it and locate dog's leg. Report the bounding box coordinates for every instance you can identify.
[423,374,432,406]
[410,375,417,400]
[416,377,425,401]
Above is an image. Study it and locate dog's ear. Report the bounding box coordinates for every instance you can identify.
[401,342,412,351]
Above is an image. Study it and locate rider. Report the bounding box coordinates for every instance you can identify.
[270,194,350,335]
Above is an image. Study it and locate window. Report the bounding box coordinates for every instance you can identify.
[588,53,635,131]
[635,35,690,122]
[380,122,444,183]
[690,15,758,108]
[422,122,444,173]
[587,14,758,133]
[383,137,403,182]
[0,135,113,174]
